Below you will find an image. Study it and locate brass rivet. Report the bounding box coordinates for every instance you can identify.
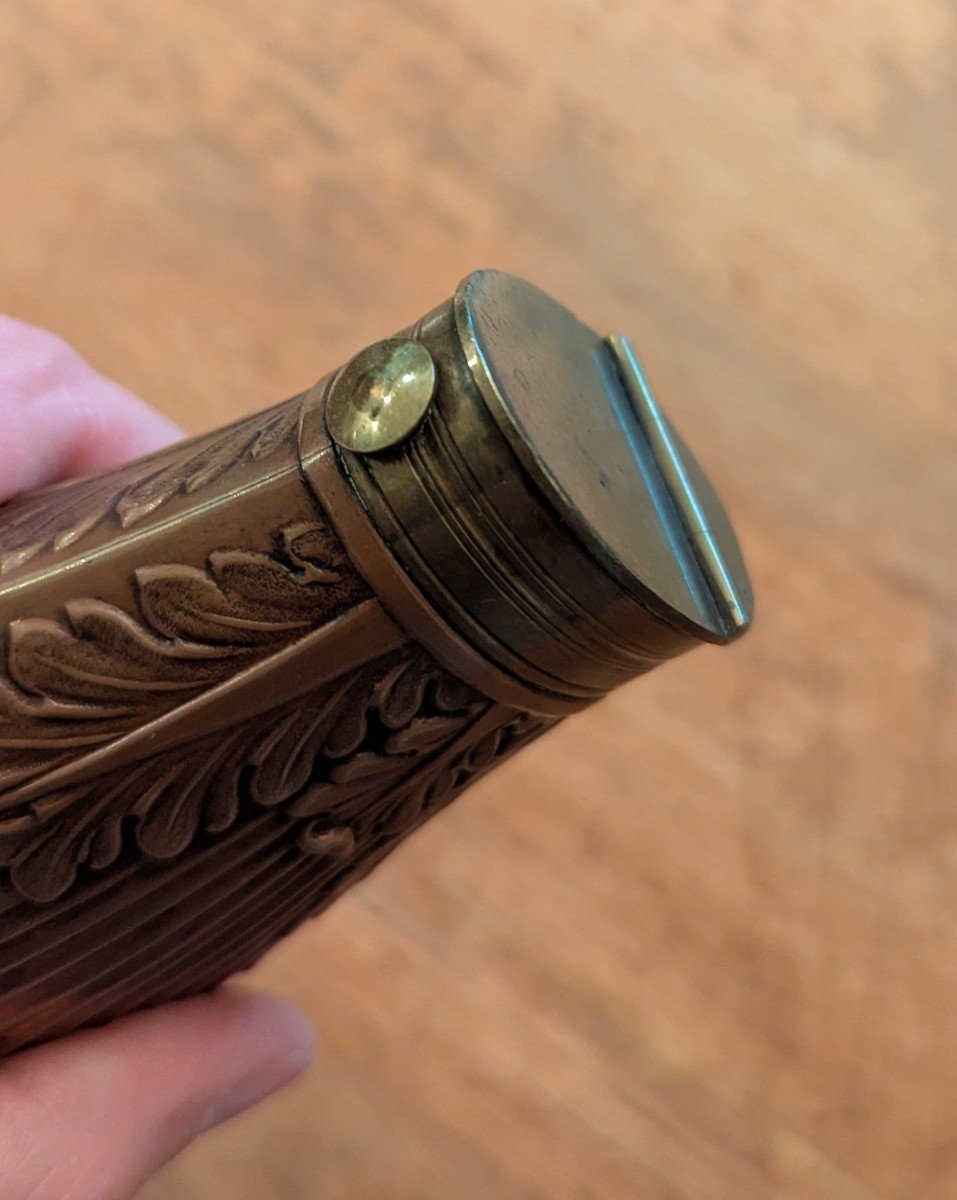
[326,338,437,454]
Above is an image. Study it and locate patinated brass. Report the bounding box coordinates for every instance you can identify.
[0,270,752,1054]
[326,338,437,454]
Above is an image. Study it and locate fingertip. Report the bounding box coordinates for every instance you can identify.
[245,989,318,1075]
[197,985,317,1072]
[0,313,183,498]
[195,988,316,1132]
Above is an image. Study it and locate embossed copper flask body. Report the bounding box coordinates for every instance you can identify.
[0,271,752,1053]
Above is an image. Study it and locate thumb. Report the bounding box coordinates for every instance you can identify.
[0,987,315,1200]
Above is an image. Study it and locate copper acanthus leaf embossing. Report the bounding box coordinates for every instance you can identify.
[0,520,368,795]
[0,650,495,903]
[292,707,556,909]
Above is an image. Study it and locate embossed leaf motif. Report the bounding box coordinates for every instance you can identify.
[8,601,228,706]
[115,406,298,526]
[0,396,305,577]
[294,709,558,920]
[137,554,331,647]
[0,473,129,578]
[0,649,490,903]
[0,520,366,794]
[374,711,555,837]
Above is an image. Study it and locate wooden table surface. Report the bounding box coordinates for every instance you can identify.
[2,2,955,1197]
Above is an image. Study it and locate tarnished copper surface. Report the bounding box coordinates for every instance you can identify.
[0,270,751,1053]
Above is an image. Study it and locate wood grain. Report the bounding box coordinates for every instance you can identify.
[1,1,955,1196]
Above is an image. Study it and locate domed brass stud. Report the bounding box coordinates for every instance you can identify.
[326,338,437,454]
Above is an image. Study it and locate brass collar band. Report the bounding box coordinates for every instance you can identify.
[301,271,752,712]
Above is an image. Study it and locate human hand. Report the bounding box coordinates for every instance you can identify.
[0,316,315,1200]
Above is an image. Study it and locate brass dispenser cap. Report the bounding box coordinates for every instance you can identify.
[314,270,752,713]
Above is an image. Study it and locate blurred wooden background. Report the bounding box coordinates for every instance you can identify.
[2,1,956,1197]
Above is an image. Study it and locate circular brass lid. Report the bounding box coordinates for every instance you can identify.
[454,270,753,643]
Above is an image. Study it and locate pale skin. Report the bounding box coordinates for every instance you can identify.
[0,315,315,1200]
